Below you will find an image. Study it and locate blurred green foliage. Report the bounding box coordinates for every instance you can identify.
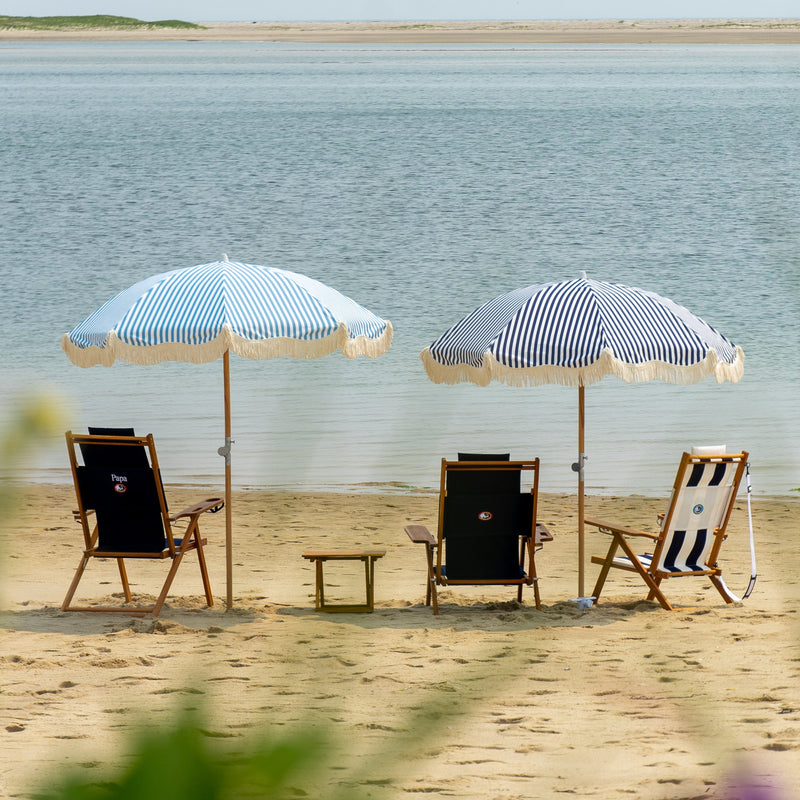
[0,394,63,515]
[37,710,334,800]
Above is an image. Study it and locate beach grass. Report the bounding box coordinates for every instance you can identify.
[0,15,202,31]
[698,20,800,28]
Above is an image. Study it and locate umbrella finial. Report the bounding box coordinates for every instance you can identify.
[222,253,229,262]
[581,270,588,280]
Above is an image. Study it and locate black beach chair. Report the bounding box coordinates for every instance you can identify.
[63,429,223,616]
[405,453,552,614]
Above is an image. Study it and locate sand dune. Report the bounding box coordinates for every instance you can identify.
[2,19,800,43]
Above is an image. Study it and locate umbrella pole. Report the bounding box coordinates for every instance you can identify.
[577,385,585,598]
[223,350,233,609]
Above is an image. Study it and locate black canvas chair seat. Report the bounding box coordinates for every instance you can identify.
[442,491,534,580]
[77,464,165,552]
[405,455,552,614]
[63,430,223,616]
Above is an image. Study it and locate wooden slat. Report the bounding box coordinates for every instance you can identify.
[404,525,436,546]
[302,550,385,560]
[584,517,659,539]
[535,522,554,543]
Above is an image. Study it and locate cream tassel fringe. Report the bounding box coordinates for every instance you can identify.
[62,321,393,368]
[420,345,744,387]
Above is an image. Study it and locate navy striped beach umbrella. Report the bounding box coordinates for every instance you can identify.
[420,274,743,601]
[63,257,393,608]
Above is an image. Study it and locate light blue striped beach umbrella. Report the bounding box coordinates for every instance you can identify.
[421,274,743,601]
[63,257,393,607]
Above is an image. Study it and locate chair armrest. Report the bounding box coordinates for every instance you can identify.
[584,517,659,540]
[405,525,436,547]
[534,522,553,543]
[171,497,224,522]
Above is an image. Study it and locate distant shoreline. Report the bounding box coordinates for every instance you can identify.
[2,19,800,44]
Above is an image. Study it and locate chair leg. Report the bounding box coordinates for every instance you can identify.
[710,574,738,603]
[316,560,325,610]
[153,524,217,617]
[117,558,132,602]
[591,538,621,602]
[643,576,672,610]
[363,557,372,611]
[614,537,673,610]
[646,575,663,603]
[62,554,91,611]
[152,549,186,617]
[430,577,439,615]
[424,545,432,605]
[192,532,214,607]
[422,543,439,613]
[527,541,541,610]
[592,536,673,610]
[426,545,440,615]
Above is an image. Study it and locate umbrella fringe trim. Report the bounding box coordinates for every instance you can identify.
[420,348,493,386]
[421,346,744,387]
[62,323,393,367]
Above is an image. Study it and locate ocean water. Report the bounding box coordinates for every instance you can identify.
[1,42,798,496]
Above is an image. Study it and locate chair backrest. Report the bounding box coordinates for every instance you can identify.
[449,453,515,495]
[67,431,171,554]
[80,426,151,469]
[438,456,539,580]
[653,449,748,574]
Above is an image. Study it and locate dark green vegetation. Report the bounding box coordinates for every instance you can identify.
[0,15,202,30]
[36,712,335,800]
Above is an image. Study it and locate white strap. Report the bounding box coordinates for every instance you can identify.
[742,462,757,599]
[707,461,756,603]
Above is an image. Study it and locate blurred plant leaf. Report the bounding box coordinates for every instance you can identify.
[38,708,331,800]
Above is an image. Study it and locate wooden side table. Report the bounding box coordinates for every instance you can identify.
[301,550,386,612]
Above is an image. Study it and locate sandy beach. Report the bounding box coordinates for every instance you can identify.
[2,483,798,798]
[2,19,800,44]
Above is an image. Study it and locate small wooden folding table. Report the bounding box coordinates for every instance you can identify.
[301,550,386,612]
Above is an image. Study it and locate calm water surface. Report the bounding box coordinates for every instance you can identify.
[1,42,798,495]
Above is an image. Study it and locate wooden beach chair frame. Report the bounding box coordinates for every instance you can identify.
[63,431,223,617]
[587,450,748,610]
[405,458,552,614]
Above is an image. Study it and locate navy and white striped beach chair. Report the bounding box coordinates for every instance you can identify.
[586,448,748,610]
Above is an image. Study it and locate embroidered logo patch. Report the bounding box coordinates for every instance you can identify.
[478,511,493,521]
[693,504,704,515]
[113,483,127,494]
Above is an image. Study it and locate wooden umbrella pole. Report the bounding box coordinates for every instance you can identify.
[223,350,233,609]
[577,384,586,598]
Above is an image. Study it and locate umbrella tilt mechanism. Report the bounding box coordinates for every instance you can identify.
[571,452,587,481]
[217,437,234,465]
